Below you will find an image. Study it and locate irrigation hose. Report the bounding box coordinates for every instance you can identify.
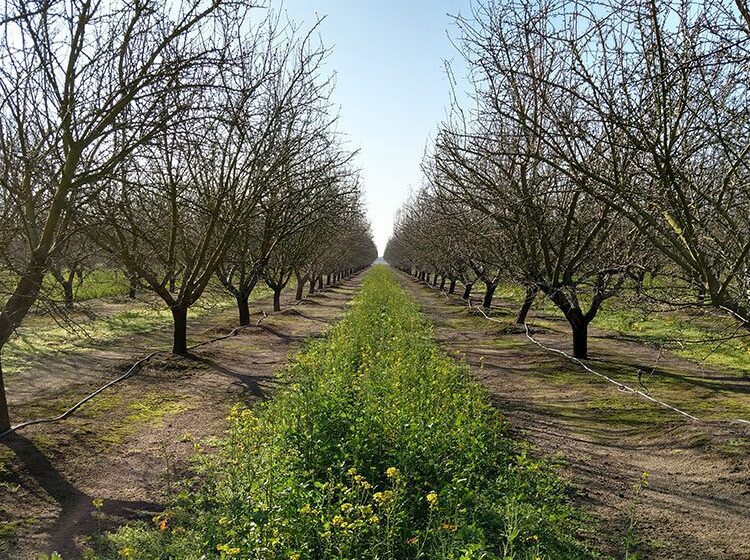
[415,274,750,427]
[0,273,359,440]
[0,351,160,439]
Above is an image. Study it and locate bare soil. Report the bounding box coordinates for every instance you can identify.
[396,272,750,560]
[0,276,363,559]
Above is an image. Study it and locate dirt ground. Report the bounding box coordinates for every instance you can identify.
[396,272,750,560]
[0,276,363,559]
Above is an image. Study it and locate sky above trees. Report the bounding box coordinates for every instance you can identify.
[282,0,470,254]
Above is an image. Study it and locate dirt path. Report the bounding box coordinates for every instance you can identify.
[396,272,750,560]
[0,275,364,559]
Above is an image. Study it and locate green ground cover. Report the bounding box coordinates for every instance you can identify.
[86,266,594,560]
[492,285,750,375]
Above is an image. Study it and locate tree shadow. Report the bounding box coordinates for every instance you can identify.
[191,355,271,399]
[3,433,161,557]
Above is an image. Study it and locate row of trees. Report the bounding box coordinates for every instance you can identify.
[0,1,376,431]
[386,0,750,360]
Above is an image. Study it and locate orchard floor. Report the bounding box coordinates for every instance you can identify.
[0,275,364,559]
[396,271,750,560]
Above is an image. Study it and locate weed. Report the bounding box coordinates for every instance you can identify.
[623,472,650,559]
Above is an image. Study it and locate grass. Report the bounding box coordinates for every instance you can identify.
[77,391,193,450]
[422,278,749,436]
[493,284,750,376]
[84,266,595,560]
[3,285,274,377]
[50,269,132,302]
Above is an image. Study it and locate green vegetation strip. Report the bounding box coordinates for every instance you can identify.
[92,266,593,559]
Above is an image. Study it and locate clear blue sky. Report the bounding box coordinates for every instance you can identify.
[279,0,470,255]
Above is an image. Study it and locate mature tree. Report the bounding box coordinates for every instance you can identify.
[0,0,224,430]
[90,8,331,355]
[425,1,655,358]
[459,0,750,330]
[219,95,358,321]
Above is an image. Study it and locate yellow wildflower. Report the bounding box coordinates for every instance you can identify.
[340,502,354,513]
[385,466,400,479]
[218,516,230,526]
[331,515,345,527]
[440,523,458,532]
[353,474,373,489]
[216,544,241,556]
[373,490,394,505]
[92,498,104,509]
[298,503,312,515]
[118,548,135,558]
[368,514,380,525]
[426,492,438,508]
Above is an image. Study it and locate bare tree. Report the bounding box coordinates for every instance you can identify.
[461,0,750,331]
[89,8,332,355]
[0,0,225,430]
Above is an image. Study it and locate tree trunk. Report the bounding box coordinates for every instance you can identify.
[439,276,447,290]
[432,274,438,286]
[571,321,588,359]
[448,278,456,294]
[0,358,10,432]
[171,305,188,355]
[515,286,537,324]
[237,294,251,326]
[128,275,137,299]
[462,283,473,300]
[169,277,176,293]
[295,273,307,300]
[309,278,316,295]
[483,283,497,308]
[425,273,431,284]
[273,288,282,312]
[62,280,74,308]
[327,274,331,285]
[318,276,324,289]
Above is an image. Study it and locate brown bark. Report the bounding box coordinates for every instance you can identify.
[273,288,282,312]
[515,285,537,324]
[128,274,138,299]
[0,360,9,432]
[237,294,251,326]
[295,272,308,300]
[572,321,588,359]
[483,282,497,308]
[171,305,188,355]
[448,278,457,294]
[62,280,74,308]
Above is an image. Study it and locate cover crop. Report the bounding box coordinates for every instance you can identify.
[93,266,594,559]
